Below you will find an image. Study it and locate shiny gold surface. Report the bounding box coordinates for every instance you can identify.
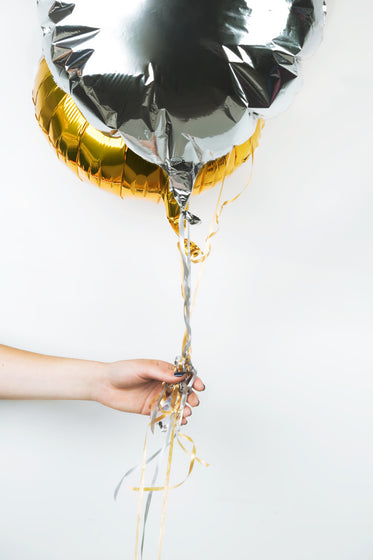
[33,58,263,217]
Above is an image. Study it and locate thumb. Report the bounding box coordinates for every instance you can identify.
[142,359,186,384]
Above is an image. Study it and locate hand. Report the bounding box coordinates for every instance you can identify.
[94,359,205,425]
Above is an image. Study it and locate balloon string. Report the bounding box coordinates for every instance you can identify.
[139,431,168,559]
[134,431,149,560]
[191,145,255,315]
[179,145,255,366]
[157,388,178,560]
[177,210,193,361]
[130,145,254,559]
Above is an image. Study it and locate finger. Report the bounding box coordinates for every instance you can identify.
[181,417,188,426]
[192,376,205,392]
[183,405,192,418]
[187,391,199,408]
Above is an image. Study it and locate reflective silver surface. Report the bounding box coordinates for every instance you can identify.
[38,0,325,207]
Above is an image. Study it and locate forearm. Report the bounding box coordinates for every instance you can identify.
[0,345,103,401]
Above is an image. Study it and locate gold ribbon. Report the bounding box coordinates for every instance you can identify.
[129,433,209,493]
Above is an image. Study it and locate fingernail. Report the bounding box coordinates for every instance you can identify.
[174,371,185,377]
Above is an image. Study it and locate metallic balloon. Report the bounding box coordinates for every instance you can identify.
[33,58,263,231]
[38,0,326,208]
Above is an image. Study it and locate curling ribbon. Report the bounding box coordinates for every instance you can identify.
[191,149,256,314]
[116,383,209,560]
[193,145,255,264]
[125,151,255,558]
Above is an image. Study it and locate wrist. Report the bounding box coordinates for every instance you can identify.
[79,359,107,402]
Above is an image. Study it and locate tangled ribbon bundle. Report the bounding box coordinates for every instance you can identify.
[115,149,257,559]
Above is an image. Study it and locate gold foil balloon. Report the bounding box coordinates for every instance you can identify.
[33,58,263,235]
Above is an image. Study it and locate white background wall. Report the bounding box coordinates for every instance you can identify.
[0,1,372,558]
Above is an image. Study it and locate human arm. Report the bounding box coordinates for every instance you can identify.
[0,345,204,424]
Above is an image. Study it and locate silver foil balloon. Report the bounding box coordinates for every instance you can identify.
[38,0,326,208]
